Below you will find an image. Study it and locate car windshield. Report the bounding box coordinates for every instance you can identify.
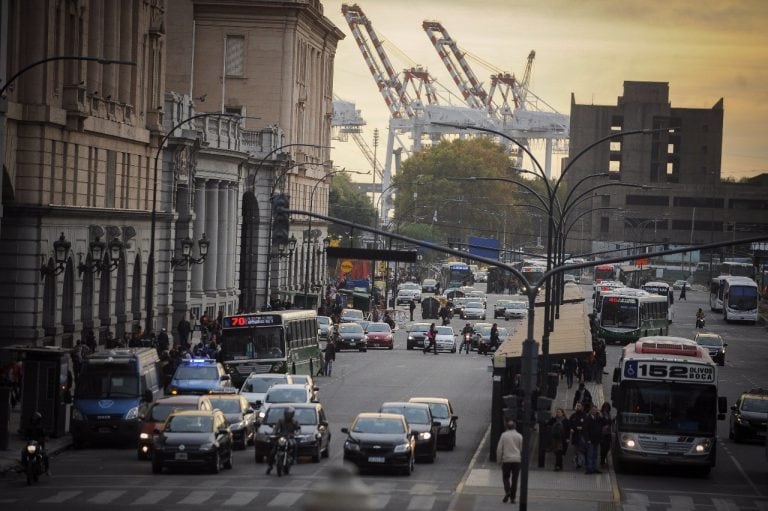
[317,317,331,326]
[266,388,307,403]
[175,366,219,380]
[508,302,526,309]
[264,406,318,425]
[600,297,639,329]
[742,398,768,413]
[76,370,139,398]
[165,415,212,433]
[366,323,390,333]
[241,376,287,393]
[342,310,363,320]
[466,302,482,309]
[381,406,429,425]
[409,325,430,334]
[696,336,722,347]
[353,417,405,434]
[436,327,453,335]
[149,403,196,422]
[208,399,242,413]
[401,283,419,290]
[339,324,363,334]
[496,301,512,308]
[426,403,450,419]
[727,286,759,310]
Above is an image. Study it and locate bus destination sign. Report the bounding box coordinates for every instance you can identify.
[224,315,280,328]
[623,360,715,383]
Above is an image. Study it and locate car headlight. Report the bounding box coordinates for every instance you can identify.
[139,432,150,440]
[692,438,712,453]
[394,443,411,453]
[26,444,38,454]
[620,433,638,450]
[736,416,747,424]
[408,336,414,341]
[72,408,84,421]
[344,440,360,451]
[124,407,139,420]
[199,443,215,451]
[419,432,432,440]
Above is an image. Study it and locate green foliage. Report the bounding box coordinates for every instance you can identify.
[328,173,376,237]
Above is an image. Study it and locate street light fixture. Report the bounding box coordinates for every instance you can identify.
[40,232,71,276]
[273,235,298,260]
[77,236,106,275]
[170,233,210,268]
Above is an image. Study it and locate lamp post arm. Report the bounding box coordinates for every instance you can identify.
[560,173,610,217]
[562,206,623,242]
[560,182,645,222]
[1,56,135,96]
[266,144,334,195]
[447,177,549,212]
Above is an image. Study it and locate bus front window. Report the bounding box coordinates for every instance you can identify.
[618,382,716,435]
[253,328,286,359]
[728,286,758,310]
[601,299,638,328]
[221,327,285,360]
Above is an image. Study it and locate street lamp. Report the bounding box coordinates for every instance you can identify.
[272,235,298,260]
[170,234,210,268]
[76,235,124,275]
[40,232,71,276]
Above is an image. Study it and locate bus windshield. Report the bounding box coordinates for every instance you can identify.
[221,327,285,360]
[600,298,638,328]
[617,381,716,435]
[728,286,758,310]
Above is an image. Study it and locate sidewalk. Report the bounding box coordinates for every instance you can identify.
[0,406,72,477]
[450,381,619,511]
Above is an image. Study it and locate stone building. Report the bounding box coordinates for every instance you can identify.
[565,81,768,258]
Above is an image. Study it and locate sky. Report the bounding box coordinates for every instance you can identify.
[323,0,768,181]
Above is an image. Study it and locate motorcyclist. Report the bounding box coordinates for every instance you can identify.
[383,311,395,330]
[695,308,705,328]
[459,323,474,354]
[266,407,301,475]
[24,411,49,474]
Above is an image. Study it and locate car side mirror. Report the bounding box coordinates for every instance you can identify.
[452,415,458,421]
[341,427,349,434]
[723,343,728,347]
[730,404,737,412]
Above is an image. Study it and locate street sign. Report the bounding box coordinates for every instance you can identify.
[340,260,354,273]
[634,258,650,266]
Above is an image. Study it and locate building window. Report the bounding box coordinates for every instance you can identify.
[626,195,669,207]
[225,35,245,77]
[225,106,243,116]
[600,217,610,233]
[611,115,623,132]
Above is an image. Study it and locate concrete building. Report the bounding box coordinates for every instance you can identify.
[565,81,768,259]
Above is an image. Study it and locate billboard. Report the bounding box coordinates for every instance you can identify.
[467,236,500,260]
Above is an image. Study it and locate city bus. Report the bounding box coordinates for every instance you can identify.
[641,281,675,322]
[220,310,322,387]
[610,337,727,475]
[520,265,545,288]
[440,262,474,290]
[597,289,669,345]
[709,275,760,323]
[594,264,619,283]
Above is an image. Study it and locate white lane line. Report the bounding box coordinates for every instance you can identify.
[267,492,302,507]
[38,491,82,503]
[131,490,172,506]
[178,490,216,505]
[668,495,695,509]
[720,441,764,497]
[712,498,740,511]
[370,495,392,509]
[88,490,126,504]
[407,495,436,510]
[222,491,260,506]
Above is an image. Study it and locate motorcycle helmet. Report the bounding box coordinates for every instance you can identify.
[284,406,295,422]
[31,411,43,425]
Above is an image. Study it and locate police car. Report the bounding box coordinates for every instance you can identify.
[168,358,234,395]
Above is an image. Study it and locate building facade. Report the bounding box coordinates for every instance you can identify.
[565,81,768,258]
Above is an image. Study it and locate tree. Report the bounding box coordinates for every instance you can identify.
[328,173,377,238]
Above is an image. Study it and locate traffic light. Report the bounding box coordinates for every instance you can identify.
[271,193,291,246]
[502,394,524,423]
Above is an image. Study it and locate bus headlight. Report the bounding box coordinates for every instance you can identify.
[620,433,638,450]
[693,438,712,453]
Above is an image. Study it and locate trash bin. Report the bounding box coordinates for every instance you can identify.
[0,386,10,450]
[546,372,559,399]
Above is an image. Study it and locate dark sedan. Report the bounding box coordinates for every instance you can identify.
[693,332,727,366]
[336,323,368,351]
[409,397,458,450]
[151,410,233,474]
[254,403,331,463]
[207,394,256,450]
[342,413,415,476]
[729,389,768,443]
[406,322,431,350]
[379,402,438,462]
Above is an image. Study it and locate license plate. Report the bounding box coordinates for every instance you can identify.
[175,453,188,460]
[368,456,385,463]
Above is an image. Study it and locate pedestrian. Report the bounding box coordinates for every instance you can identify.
[177,314,191,351]
[599,402,613,467]
[679,282,687,300]
[316,346,326,376]
[423,323,438,355]
[324,337,336,377]
[547,407,570,471]
[496,419,523,504]
[572,381,593,410]
[583,403,602,474]
[594,345,607,384]
[489,323,500,353]
[569,402,587,468]
[409,299,416,322]
[157,328,170,354]
[564,356,577,389]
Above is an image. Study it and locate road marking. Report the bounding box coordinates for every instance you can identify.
[407,495,436,510]
[178,490,216,505]
[267,492,302,507]
[39,491,82,503]
[409,483,436,495]
[712,498,740,511]
[668,495,695,509]
[131,490,172,505]
[370,495,392,509]
[720,441,764,497]
[222,491,260,506]
[88,490,126,504]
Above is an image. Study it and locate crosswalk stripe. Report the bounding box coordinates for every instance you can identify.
[222,491,260,506]
[406,495,435,510]
[668,495,695,509]
[712,498,739,511]
[39,491,82,503]
[131,490,172,505]
[88,490,126,504]
[370,495,392,509]
[267,492,302,507]
[178,490,216,505]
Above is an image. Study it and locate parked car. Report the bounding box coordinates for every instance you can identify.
[460,301,486,320]
[168,358,233,396]
[336,322,368,351]
[254,403,330,463]
[421,278,438,294]
[503,301,528,320]
[137,395,214,460]
[408,397,458,450]
[207,394,257,450]
[693,332,727,366]
[340,308,365,323]
[673,280,689,290]
[365,322,394,349]
[151,410,233,474]
[563,274,578,284]
[406,322,431,350]
[729,388,768,443]
[342,413,415,476]
[379,402,438,462]
[239,373,295,410]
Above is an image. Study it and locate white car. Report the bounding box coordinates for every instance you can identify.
[397,288,421,304]
[434,326,457,353]
[239,373,295,410]
[503,301,528,320]
[461,301,486,320]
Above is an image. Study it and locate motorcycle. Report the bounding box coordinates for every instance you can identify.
[21,440,45,485]
[696,316,705,328]
[272,435,293,477]
[462,333,473,354]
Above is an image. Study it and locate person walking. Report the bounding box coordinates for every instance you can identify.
[679,282,687,300]
[423,323,438,355]
[547,408,570,471]
[409,299,416,322]
[583,403,602,474]
[599,402,613,467]
[177,315,191,351]
[569,402,587,468]
[324,337,336,377]
[496,419,523,504]
[572,381,593,410]
[564,356,577,389]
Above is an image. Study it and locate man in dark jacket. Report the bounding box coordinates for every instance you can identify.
[569,403,586,468]
[572,382,593,410]
[583,404,603,474]
[409,300,416,321]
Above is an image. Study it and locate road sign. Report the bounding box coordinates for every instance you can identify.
[340,260,354,273]
[634,258,650,266]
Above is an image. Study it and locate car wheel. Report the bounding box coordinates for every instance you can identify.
[224,449,234,470]
[402,455,414,476]
[389,344,394,350]
[211,452,221,474]
[151,459,162,474]
[450,431,456,450]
